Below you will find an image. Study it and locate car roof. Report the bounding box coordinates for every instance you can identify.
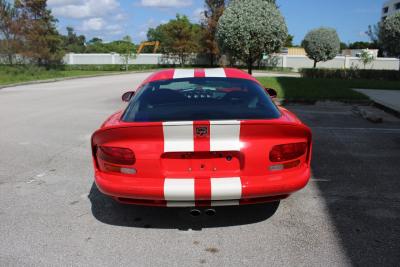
[142,68,259,85]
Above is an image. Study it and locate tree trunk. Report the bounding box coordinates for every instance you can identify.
[313,60,317,68]
[7,53,13,65]
[248,58,253,75]
[180,53,184,67]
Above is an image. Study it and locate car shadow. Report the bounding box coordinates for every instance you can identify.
[284,103,400,266]
[88,183,279,230]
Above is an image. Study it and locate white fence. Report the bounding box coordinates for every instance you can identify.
[62,53,207,65]
[277,55,400,70]
[60,53,399,71]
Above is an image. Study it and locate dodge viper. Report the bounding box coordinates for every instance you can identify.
[91,68,312,208]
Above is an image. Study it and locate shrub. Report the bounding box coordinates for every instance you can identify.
[300,68,400,81]
[61,64,166,71]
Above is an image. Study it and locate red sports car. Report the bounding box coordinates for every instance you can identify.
[91,68,312,209]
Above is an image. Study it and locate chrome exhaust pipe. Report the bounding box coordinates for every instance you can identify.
[190,209,201,217]
[205,209,216,216]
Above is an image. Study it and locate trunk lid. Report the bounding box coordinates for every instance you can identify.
[92,120,311,178]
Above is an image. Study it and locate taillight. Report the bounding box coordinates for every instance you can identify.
[97,146,135,165]
[269,142,307,162]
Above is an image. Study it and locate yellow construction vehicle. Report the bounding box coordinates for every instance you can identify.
[137,41,160,54]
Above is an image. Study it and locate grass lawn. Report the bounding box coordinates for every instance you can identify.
[0,67,122,86]
[257,77,400,102]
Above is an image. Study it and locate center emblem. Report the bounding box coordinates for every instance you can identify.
[195,126,208,137]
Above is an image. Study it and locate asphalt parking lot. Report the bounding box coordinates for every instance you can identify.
[0,73,399,266]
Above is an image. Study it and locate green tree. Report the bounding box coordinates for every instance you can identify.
[119,35,136,71]
[201,0,226,66]
[379,13,400,58]
[359,50,375,69]
[88,37,103,44]
[84,37,137,55]
[148,15,201,66]
[0,0,21,64]
[284,34,294,47]
[62,27,86,53]
[349,41,368,49]
[302,27,340,68]
[216,0,288,74]
[15,0,64,66]
[85,38,108,53]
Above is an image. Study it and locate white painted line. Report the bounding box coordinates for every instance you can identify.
[311,178,331,182]
[211,177,242,200]
[313,126,400,132]
[164,179,195,201]
[210,121,241,151]
[173,69,195,79]
[163,121,194,152]
[205,68,226,77]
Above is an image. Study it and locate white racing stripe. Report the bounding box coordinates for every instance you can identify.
[163,121,194,152]
[173,69,195,79]
[164,179,195,201]
[210,120,241,151]
[211,177,242,200]
[205,68,226,77]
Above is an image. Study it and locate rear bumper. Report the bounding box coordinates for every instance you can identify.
[94,166,311,207]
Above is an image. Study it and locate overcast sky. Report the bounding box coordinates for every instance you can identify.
[47,0,384,44]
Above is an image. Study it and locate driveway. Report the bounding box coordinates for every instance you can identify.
[0,73,399,266]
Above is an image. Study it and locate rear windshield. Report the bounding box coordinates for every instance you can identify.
[122,78,280,122]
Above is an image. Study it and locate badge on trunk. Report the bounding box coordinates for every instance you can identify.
[196,126,208,137]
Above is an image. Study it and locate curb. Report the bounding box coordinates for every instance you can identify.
[282,99,372,105]
[372,102,400,118]
[0,69,161,90]
[352,88,400,118]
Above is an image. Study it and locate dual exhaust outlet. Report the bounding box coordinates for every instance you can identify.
[190,208,216,217]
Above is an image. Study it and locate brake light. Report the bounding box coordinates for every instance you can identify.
[270,142,307,162]
[97,146,135,165]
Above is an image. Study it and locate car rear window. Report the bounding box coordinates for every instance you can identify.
[122,78,281,122]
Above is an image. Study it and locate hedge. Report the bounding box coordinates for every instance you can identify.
[1,64,295,73]
[300,68,400,81]
[62,64,164,71]
[63,65,294,72]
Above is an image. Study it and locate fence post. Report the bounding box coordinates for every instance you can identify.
[344,56,350,69]
[68,53,74,65]
[282,55,287,68]
[111,53,116,64]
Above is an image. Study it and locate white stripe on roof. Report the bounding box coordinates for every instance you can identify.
[173,69,195,79]
[205,68,226,77]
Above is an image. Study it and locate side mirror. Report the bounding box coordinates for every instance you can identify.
[122,91,135,102]
[265,88,277,98]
